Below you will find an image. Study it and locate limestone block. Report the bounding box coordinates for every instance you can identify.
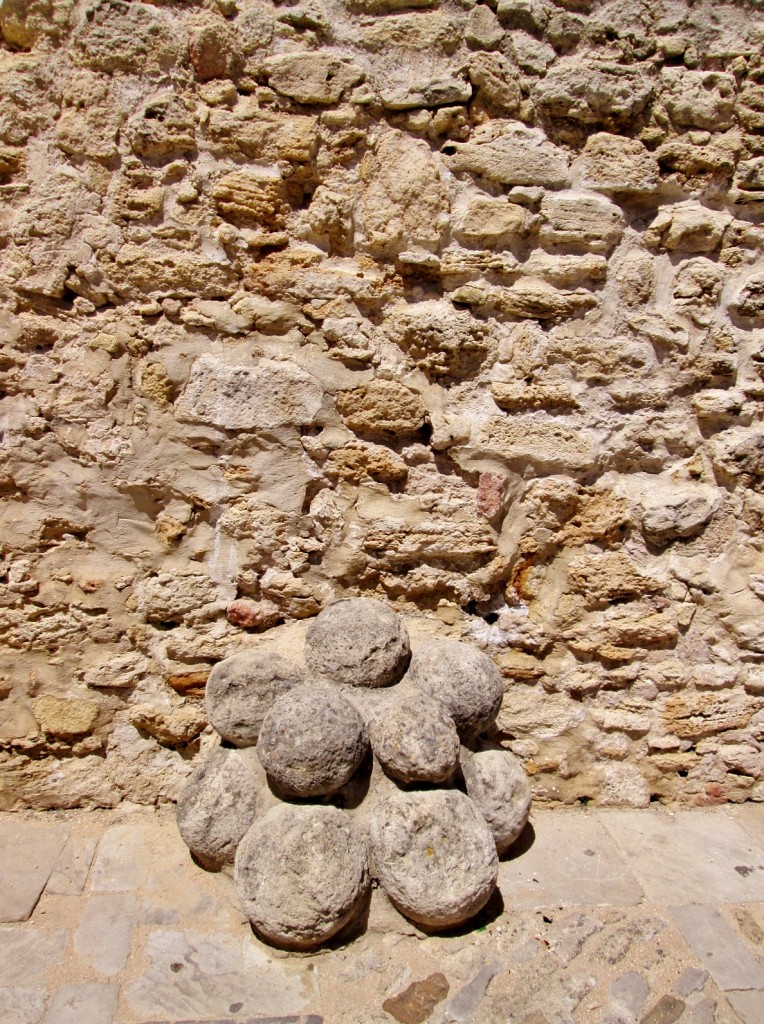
[570,133,660,196]
[644,202,731,253]
[613,474,722,544]
[444,120,570,188]
[452,194,536,249]
[533,59,654,127]
[731,272,764,323]
[72,0,180,74]
[466,5,504,49]
[468,53,521,116]
[492,279,598,319]
[336,379,426,438]
[102,244,238,300]
[662,692,759,740]
[737,82,764,131]
[265,53,365,105]
[188,13,239,82]
[480,414,598,473]
[213,170,290,230]
[356,128,450,255]
[661,68,736,131]
[361,13,459,53]
[539,191,625,254]
[383,300,494,379]
[378,75,472,111]
[362,518,497,569]
[126,95,196,160]
[34,696,98,739]
[133,573,225,625]
[176,355,323,432]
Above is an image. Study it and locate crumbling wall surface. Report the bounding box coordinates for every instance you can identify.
[1,0,763,811]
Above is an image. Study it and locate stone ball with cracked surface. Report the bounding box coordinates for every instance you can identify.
[406,639,504,739]
[304,597,411,687]
[235,804,370,949]
[370,789,498,928]
[369,691,460,784]
[461,747,532,854]
[176,745,262,870]
[257,684,368,797]
[205,650,305,747]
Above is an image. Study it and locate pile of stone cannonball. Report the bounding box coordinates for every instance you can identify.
[176,598,531,950]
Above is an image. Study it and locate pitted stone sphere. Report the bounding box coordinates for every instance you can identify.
[235,804,370,949]
[257,684,368,797]
[461,748,532,854]
[205,650,304,747]
[304,598,411,687]
[176,745,261,870]
[370,790,498,929]
[407,639,503,738]
[369,692,460,784]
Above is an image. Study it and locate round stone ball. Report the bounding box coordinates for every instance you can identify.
[461,748,532,854]
[257,684,368,797]
[176,745,261,871]
[370,790,498,929]
[406,639,503,739]
[304,598,411,688]
[205,650,304,747]
[235,804,370,949]
[369,692,460,784]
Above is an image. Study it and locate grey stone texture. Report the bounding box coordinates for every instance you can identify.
[368,692,460,784]
[176,745,262,869]
[461,747,532,853]
[257,685,368,798]
[205,651,305,747]
[0,820,69,922]
[406,639,504,738]
[235,804,370,949]
[370,790,498,928]
[304,598,411,688]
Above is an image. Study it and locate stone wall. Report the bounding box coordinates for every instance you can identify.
[1,0,763,810]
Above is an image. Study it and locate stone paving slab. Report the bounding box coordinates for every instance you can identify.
[599,809,764,904]
[0,819,69,922]
[498,811,644,908]
[2,806,764,1024]
[669,904,764,991]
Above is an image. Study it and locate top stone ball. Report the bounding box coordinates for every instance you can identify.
[304,598,411,687]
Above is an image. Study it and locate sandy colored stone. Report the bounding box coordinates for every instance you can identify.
[444,120,570,188]
[235,804,370,948]
[34,696,98,739]
[213,170,290,230]
[540,191,624,254]
[336,380,426,439]
[265,53,364,105]
[176,355,323,432]
[383,974,450,1024]
[533,58,653,127]
[370,790,498,928]
[571,133,660,195]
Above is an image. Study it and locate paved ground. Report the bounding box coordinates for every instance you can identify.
[2,804,764,1024]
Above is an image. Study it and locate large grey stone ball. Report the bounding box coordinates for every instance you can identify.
[461,747,532,854]
[176,745,261,871]
[304,598,411,687]
[369,790,498,929]
[406,639,503,738]
[235,804,370,949]
[257,684,368,797]
[369,692,460,784]
[205,650,304,747]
